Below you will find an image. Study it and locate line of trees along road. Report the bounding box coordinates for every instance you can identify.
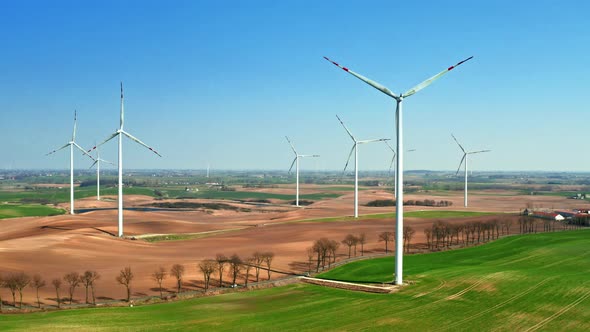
[0,251,278,310]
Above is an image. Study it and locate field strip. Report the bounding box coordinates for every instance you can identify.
[444,278,488,300]
[496,249,549,267]
[439,277,554,331]
[135,227,248,241]
[413,278,447,298]
[524,288,590,332]
[540,251,590,269]
[391,275,496,318]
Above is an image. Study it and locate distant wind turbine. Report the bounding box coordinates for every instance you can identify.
[324,55,473,285]
[89,146,115,201]
[451,134,490,207]
[286,136,319,207]
[88,83,162,237]
[46,111,95,215]
[336,114,389,218]
[384,141,415,198]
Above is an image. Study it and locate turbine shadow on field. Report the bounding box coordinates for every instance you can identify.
[91,227,117,237]
[40,225,73,231]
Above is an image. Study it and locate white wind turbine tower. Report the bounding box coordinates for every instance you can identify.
[337,114,389,218]
[325,55,473,285]
[89,146,115,201]
[286,136,319,207]
[384,141,415,198]
[451,134,490,207]
[46,111,95,215]
[88,83,162,237]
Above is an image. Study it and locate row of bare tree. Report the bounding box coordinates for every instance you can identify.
[0,270,100,310]
[0,252,276,309]
[305,228,417,274]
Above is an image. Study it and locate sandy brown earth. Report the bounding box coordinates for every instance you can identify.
[0,186,587,306]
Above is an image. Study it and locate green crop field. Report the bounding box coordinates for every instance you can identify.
[0,204,65,219]
[1,230,588,331]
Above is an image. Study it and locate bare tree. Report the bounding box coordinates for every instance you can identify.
[14,273,30,309]
[328,240,340,267]
[229,254,243,286]
[170,264,185,294]
[63,272,80,304]
[30,274,46,308]
[262,252,275,280]
[152,267,167,299]
[424,228,432,250]
[199,259,216,291]
[115,267,134,302]
[3,274,18,308]
[342,234,356,258]
[81,271,99,304]
[51,278,62,308]
[403,226,416,253]
[358,233,367,256]
[215,254,228,287]
[253,251,263,282]
[379,231,394,253]
[82,271,100,305]
[244,257,255,287]
[305,247,315,274]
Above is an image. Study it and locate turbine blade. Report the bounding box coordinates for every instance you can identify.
[402,56,473,98]
[384,140,396,154]
[89,160,98,169]
[335,114,356,142]
[407,149,416,152]
[87,132,119,153]
[285,136,297,155]
[72,110,77,141]
[288,157,297,173]
[300,155,320,158]
[121,130,162,157]
[46,143,70,156]
[120,82,124,130]
[469,149,491,154]
[342,145,355,175]
[451,134,466,153]
[73,142,95,160]
[324,57,399,99]
[100,159,116,166]
[358,138,390,144]
[388,155,395,175]
[456,154,466,175]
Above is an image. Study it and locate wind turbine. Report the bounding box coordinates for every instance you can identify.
[89,146,115,201]
[88,83,161,237]
[384,141,415,198]
[324,55,473,285]
[451,134,490,207]
[46,111,95,215]
[336,114,389,218]
[286,136,319,207]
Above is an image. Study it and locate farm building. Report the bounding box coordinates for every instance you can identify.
[530,211,565,221]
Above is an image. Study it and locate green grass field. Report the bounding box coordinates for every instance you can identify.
[1,230,588,331]
[0,204,65,219]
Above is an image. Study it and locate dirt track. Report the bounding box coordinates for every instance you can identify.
[0,186,586,306]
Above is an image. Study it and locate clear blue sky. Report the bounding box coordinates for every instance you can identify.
[1,0,589,171]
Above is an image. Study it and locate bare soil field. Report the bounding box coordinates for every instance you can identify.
[0,185,587,307]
